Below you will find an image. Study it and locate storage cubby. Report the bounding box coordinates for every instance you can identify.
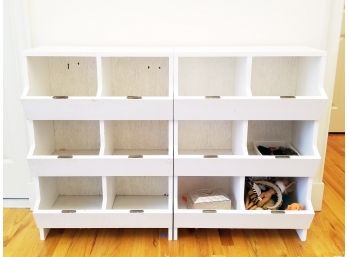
[177,121,245,155]
[101,57,169,96]
[103,121,169,156]
[37,176,103,210]
[247,120,317,156]
[32,121,100,155]
[251,57,323,96]
[244,177,311,211]
[26,57,98,96]
[176,176,243,210]
[178,57,250,96]
[105,176,169,210]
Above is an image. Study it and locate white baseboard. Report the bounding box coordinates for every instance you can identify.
[312,181,324,211]
[3,198,31,208]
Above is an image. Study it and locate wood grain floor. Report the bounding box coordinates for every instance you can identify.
[3,134,345,257]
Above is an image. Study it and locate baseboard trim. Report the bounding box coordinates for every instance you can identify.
[3,198,31,208]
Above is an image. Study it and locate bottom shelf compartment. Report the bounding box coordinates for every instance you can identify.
[33,176,172,230]
[36,177,103,211]
[174,176,314,230]
[105,176,171,211]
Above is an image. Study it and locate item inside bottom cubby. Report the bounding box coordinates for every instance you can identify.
[178,177,242,210]
[244,177,305,211]
[186,188,231,210]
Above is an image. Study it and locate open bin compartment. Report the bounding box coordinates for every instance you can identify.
[177,121,245,156]
[31,121,100,156]
[101,57,169,97]
[35,176,103,211]
[251,56,324,97]
[175,121,249,176]
[241,176,314,231]
[104,121,169,156]
[100,121,172,176]
[174,176,246,229]
[247,120,318,157]
[245,120,320,177]
[98,176,172,230]
[105,176,170,211]
[176,176,243,210]
[26,57,98,97]
[33,176,105,229]
[243,177,312,211]
[177,57,250,97]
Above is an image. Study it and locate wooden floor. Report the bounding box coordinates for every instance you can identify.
[4,134,345,257]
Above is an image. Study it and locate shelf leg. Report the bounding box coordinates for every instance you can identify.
[296,229,307,241]
[168,228,173,240]
[173,227,178,240]
[39,228,50,240]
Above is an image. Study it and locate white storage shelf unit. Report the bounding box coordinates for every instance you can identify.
[34,176,172,237]
[23,47,326,242]
[174,48,327,120]
[174,176,314,241]
[22,48,173,120]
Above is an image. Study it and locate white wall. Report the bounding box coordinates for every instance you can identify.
[28,0,331,48]
[4,0,31,204]
[4,0,343,209]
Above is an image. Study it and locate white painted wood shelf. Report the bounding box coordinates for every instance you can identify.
[22,47,326,242]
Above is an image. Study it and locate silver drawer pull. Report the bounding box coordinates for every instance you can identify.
[53,96,69,99]
[58,155,73,159]
[204,155,218,158]
[61,210,76,213]
[127,96,142,99]
[275,155,290,159]
[130,209,144,213]
[205,96,221,99]
[271,210,285,214]
[128,155,143,158]
[202,209,217,213]
[280,96,296,99]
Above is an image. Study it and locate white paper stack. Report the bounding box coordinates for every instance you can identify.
[187,189,231,209]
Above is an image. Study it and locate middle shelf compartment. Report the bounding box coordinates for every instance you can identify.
[174,120,321,177]
[28,120,173,176]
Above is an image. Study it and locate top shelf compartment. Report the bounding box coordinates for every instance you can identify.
[251,57,324,97]
[176,55,325,97]
[26,57,98,97]
[177,57,250,97]
[101,57,170,97]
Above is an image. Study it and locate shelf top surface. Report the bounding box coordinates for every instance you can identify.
[24,46,326,57]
